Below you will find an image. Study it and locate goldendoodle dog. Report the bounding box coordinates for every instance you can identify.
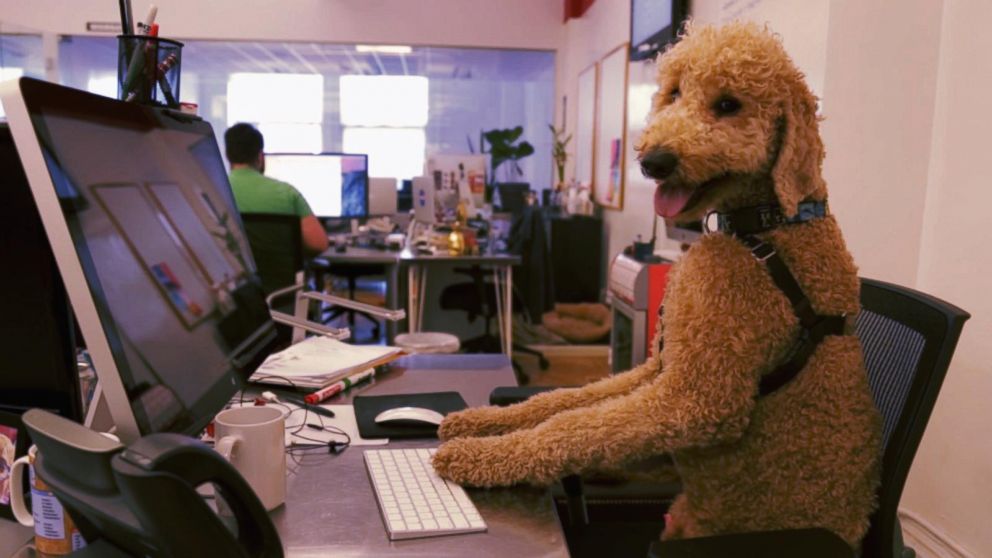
[433,21,881,547]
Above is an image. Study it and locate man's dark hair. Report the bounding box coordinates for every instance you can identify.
[224,123,264,165]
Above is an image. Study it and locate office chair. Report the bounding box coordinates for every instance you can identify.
[318,263,387,342]
[499,277,971,558]
[240,213,400,345]
[240,213,306,347]
[440,265,549,384]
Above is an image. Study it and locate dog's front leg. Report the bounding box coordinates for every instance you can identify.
[432,364,757,487]
[438,355,663,440]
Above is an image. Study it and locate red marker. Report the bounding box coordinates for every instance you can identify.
[304,368,375,405]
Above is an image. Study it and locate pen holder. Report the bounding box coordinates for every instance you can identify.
[117,34,183,108]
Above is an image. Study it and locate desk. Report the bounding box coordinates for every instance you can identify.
[320,247,521,357]
[1,355,568,558]
[273,354,567,557]
[401,250,520,358]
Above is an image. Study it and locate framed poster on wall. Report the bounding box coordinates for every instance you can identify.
[593,44,629,210]
[575,62,597,189]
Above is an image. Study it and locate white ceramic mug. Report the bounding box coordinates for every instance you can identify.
[214,406,286,511]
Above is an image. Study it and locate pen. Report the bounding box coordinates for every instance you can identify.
[119,0,134,35]
[304,368,375,405]
[282,395,336,419]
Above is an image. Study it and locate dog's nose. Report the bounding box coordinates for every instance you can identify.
[640,150,679,180]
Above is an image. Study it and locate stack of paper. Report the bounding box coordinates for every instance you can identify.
[250,336,404,390]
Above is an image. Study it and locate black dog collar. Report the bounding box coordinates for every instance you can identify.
[708,201,828,235]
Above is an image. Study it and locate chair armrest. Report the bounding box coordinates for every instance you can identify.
[300,290,406,321]
[269,310,350,340]
[647,528,853,558]
[488,386,559,406]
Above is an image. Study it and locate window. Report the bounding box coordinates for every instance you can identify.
[226,73,324,154]
[341,75,428,181]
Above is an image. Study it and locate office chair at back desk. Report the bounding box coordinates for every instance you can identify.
[240,213,399,345]
[494,277,970,558]
[439,265,548,385]
[315,262,387,342]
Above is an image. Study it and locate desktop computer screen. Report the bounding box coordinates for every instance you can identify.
[0,124,83,421]
[264,153,369,219]
[1,78,281,442]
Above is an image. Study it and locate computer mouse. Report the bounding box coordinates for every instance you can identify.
[373,406,445,426]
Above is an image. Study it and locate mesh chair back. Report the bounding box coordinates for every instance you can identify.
[856,278,969,558]
[240,213,303,296]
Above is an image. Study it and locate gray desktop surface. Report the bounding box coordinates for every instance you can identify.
[272,354,567,557]
[399,248,521,265]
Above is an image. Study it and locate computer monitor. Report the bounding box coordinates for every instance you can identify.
[0,124,83,422]
[1,78,280,443]
[264,153,369,219]
[368,177,398,216]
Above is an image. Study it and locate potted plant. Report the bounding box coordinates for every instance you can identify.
[549,123,571,190]
[482,126,534,210]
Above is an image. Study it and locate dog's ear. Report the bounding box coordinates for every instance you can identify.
[771,82,827,217]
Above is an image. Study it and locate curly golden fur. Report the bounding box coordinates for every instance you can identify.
[433,21,881,547]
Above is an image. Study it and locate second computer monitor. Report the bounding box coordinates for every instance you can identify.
[264,153,369,219]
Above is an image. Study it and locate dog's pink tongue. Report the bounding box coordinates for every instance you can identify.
[654,183,694,218]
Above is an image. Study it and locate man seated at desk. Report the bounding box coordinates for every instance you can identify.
[224,123,329,256]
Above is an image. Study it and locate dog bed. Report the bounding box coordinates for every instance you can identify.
[542,303,611,343]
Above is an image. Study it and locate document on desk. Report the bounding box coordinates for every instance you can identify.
[285,404,388,447]
[250,336,403,390]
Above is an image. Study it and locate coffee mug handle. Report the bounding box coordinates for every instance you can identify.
[9,455,34,527]
[215,435,240,461]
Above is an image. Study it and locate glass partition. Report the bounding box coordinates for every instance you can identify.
[58,36,555,191]
[0,32,44,119]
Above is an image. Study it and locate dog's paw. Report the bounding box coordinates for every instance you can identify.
[432,433,563,487]
[437,406,518,441]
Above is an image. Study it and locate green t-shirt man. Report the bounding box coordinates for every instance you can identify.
[224,123,328,255]
[228,167,313,218]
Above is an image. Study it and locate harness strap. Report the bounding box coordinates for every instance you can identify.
[738,234,846,396]
[653,235,846,397]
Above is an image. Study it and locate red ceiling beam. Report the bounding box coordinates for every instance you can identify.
[564,0,596,22]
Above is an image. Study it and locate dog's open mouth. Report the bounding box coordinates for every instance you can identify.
[654,174,728,218]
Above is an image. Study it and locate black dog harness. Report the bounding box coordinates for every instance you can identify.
[658,200,846,397]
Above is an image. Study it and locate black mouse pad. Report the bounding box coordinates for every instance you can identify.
[353,392,467,439]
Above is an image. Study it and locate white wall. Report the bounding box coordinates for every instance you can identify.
[899,1,992,556]
[0,0,563,50]
[819,0,944,286]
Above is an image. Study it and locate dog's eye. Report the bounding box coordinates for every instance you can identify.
[668,88,681,103]
[714,96,742,116]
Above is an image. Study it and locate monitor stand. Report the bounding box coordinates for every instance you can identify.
[84,381,116,434]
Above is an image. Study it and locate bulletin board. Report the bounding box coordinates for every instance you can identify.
[575,62,598,189]
[593,44,629,210]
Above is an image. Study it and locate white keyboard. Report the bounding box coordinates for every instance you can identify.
[364,448,488,540]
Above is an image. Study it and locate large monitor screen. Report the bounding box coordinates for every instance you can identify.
[264,153,369,219]
[2,78,279,441]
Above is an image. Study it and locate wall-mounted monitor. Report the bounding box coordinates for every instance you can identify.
[264,152,369,219]
[2,78,280,442]
[630,0,690,61]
